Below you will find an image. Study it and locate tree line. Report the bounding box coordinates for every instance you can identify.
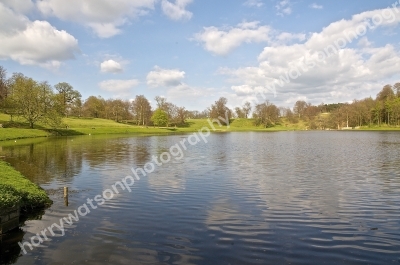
[0,65,400,129]
[281,83,400,129]
[0,66,206,128]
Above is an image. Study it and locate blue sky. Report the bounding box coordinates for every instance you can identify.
[1,0,400,111]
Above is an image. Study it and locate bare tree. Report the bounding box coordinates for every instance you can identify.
[132,95,152,126]
[176,106,188,125]
[293,100,308,119]
[253,101,280,127]
[393,83,400,97]
[235,107,244,118]
[154,96,168,110]
[242,101,252,118]
[209,97,232,125]
[0,66,7,104]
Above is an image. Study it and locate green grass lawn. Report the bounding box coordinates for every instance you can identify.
[0,113,49,141]
[0,113,310,142]
[4,112,400,143]
[0,160,52,211]
[0,128,49,141]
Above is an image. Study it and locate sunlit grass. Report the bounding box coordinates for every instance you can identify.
[0,161,52,210]
[63,117,134,128]
[0,129,49,141]
[3,111,399,142]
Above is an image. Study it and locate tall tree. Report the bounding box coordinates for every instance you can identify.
[106,99,132,122]
[253,101,280,127]
[7,73,60,128]
[376,84,395,102]
[329,107,345,130]
[242,101,252,118]
[70,98,83,117]
[376,85,395,124]
[176,107,188,125]
[209,97,232,125]
[235,107,245,118]
[131,95,152,126]
[54,82,82,117]
[284,108,298,123]
[293,100,308,118]
[151,109,169,127]
[165,102,178,126]
[394,83,400,98]
[303,104,319,121]
[83,96,106,118]
[0,66,7,105]
[154,96,168,110]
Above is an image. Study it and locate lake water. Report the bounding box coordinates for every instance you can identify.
[1,132,400,265]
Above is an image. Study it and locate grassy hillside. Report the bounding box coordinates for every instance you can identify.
[7,112,399,142]
[0,113,310,142]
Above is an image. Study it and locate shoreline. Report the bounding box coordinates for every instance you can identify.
[0,160,52,217]
[1,116,400,142]
[1,126,400,142]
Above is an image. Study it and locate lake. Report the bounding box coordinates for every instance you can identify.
[1,131,400,265]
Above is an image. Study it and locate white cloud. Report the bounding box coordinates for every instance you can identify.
[309,3,323,9]
[194,21,271,56]
[276,0,292,16]
[220,7,400,106]
[37,0,156,38]
[275,32,306,44]
[100,59,123,73]
[161,0,193,21]
[166,84,216,110]
[146,66,185,87]
[1,0,34,14]
[0,3,79,68]
[357,37,372,48]
[99,79,139,96]
[243,0,263,8]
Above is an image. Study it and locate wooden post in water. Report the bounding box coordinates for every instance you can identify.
[64,187,69,207]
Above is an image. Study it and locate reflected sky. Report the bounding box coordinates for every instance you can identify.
[1,132,400,265]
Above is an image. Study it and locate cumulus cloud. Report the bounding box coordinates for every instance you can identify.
[220,7,400,106]
[37,0,156,38]
[276,0,292,16]
[147,66,185,87]
[243,0,263,8]
[0,3,79,68]
[309,3,323,9]
[100,59,123,73]
[1,0,34,14]
[166,84,216,110]
[161,0,193,21]
[194,21,271,56]
[275,32,306,44]
[99,79,139,96]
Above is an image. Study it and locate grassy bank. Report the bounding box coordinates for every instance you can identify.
[0,128,49,141]
[358,125,400,130]
[0,113,305,141]
[0,160,51,211]
[2,113,400,142]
